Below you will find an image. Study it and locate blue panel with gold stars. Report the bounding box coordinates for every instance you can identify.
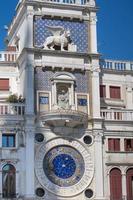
[43,145,85,187]
[34,16,89,53]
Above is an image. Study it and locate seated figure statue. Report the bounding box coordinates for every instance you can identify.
[58,89,69,109]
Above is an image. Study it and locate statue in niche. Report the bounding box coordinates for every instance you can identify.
[57,89,69,109]
[42,25,72,51]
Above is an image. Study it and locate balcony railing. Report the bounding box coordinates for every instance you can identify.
[100,59,133,71]
[0,51,17,62]
[41,0,88,5]
[0,103,25,116]
[101,109,133,121]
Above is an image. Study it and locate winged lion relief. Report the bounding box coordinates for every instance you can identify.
[40,25,74,51]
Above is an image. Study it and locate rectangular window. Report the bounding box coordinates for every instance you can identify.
[39,96,49,105]
[100,85,106,98]
[77,94,88,113]
[38,92,50,112]
[110,86,121,99]
[2,134,15,147]
[124,139,133,151]
[0,79,9,91]
[108,138,120,152]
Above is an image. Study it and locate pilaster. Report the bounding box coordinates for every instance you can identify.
[94,131,105,200]
[89,12,97,54]
[90,59,101,119]
[122,172,127,200]
[26,6,34,48]
[0,130,2,148]
[126,86,133,109]
[25,117,35,199]
[25,58,34,115]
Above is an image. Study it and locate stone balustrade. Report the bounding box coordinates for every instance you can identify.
[42,0,88,5]
[0,51,17,62]
[101,109,133,121]
[0,103,25,116]
[100,59,133,71]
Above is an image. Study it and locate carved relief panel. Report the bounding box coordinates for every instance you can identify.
[34,16,89,53]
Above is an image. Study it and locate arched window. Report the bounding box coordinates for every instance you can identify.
[110,168,122,200]
[126,168,133,200]
[2,164,16,198]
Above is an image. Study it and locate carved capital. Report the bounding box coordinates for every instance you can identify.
[126,86,132,92]
[93,131,103,142]
[90,15,97,24]
[89,65,100,72]
[25,127,35,138]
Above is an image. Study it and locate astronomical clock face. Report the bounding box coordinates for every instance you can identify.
[44,146,85,187]
[35,138,94,197]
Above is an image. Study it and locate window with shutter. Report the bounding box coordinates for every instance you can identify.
[108,138,120,152]
[124,139,133,151]
[110,86,121,99]
[100,85,106,98]
[0,79,9,91]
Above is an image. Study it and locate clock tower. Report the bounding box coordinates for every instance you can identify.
[6,0,104,199]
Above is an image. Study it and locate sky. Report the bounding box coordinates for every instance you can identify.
[0,0,133,61]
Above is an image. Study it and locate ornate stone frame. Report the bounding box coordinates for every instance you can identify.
[51,72,76,110]
[35,138,94,197]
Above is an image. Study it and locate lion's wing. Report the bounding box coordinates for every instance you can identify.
[45,25,64,36]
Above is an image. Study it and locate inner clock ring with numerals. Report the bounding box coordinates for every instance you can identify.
[43,145,85,187]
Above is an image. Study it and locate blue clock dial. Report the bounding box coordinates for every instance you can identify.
[52,154,76,179]
[43,145,85,187]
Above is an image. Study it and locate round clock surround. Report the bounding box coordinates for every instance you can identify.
[35,138,94,197]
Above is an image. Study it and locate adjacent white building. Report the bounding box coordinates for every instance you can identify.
[0,0,133,200]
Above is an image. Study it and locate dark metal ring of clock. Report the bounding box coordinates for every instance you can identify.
[43,145,85,187]
[36,188,45,197]
[83,135,92,145]
[35,133,44,142]
[85,189,94,198]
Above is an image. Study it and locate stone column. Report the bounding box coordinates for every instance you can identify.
[106,85,110,99]
[16,170,19,197]
[25,126,35,199]
[122,172,127,200]
[25,62,34,115]
[52,82,57,108]
[26,6,34,48]
[90,61,101,120]
[94,132,105,200]
[107,171,110,200]
[0,130,2,148]
[121,138,125,152]
[0,163,2,198]
[126,86,133,109]
[70,83,74,108]
[89,12,97,54]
